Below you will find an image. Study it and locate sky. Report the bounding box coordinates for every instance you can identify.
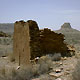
[0,0,80,30]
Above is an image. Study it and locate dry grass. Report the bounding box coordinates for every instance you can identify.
[72,59,80,80]
[0,55,53,80]
[8,53,15,62]
[0,65,33,80]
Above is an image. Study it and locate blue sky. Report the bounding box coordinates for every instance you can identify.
[0,0,80,30]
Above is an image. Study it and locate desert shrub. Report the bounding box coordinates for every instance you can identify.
[0,56,53,80]
[50,53,61,61]
[0,65,5,76]
[0,65,33,80]
[72,60,80,80]
[0,65,10,80]
[12,66,33,80]
[36,56,53,74]
[32,64,40,76]
[31,55,53,77]
[8,53,15,62]
[0,37,12,45]
[1,67,5,76]
[40,74,55,80]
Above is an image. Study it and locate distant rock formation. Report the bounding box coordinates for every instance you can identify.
[55,23,80,45]
[61,23,72,29]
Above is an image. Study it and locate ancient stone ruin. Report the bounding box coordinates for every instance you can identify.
[39,28,70,56]
[13,20,71,66]
[13,21,30,66]
[27,20,41,60]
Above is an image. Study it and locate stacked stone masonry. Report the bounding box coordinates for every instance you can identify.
[27,20,41,59]
[13,21,30,66]
[13,20,70,66]
[39,28,69,57]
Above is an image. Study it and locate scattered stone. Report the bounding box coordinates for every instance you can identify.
[34,57,40,63]
[49,72,63,78]
[2,56,8,59]
[53,68,62,73]
[55,78,62,80]
[60,67,63,70]
[64,71,70,75]
[59,62,63,65]
[16,66,20,70]
[32,78,40,80]
[63,57,67,60]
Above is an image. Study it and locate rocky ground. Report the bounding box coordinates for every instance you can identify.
[31,45,80,80]
[0,37,80,80]
[0,47,80,80]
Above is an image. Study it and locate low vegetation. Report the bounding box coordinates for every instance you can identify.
[0,55,53,80]
[72,60,80,80]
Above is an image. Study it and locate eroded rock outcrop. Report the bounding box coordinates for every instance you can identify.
[61,23,72,29]
[55,23,80,45]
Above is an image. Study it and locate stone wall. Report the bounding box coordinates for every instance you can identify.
[13,20,70,66]
[39,28,69,56]
[27,20,41,59]
[13,21,30,66]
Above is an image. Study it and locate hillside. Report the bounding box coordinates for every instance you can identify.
[55,23,80,45]
[0,23,14,34]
